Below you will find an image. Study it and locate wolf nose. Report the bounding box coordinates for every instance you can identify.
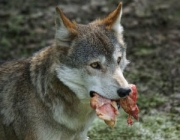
[117,88,131,98]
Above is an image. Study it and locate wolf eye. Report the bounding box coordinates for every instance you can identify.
[117,57,121,65]
[90,62,101,69]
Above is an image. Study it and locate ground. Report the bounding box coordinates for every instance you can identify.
[0,0,180,139]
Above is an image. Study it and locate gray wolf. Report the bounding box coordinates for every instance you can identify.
[0,2,131,140]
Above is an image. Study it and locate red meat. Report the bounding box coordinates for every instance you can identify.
[90,84,139,127]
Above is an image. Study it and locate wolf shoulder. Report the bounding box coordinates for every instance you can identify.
[0,59,31,84]
[0,59,32,109]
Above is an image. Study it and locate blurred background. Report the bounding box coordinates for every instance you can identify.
[0,0,180,139]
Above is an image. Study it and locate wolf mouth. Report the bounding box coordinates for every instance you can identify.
[89,91,120,109]
[90,91,96,98]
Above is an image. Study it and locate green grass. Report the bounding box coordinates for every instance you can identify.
[88,110,180,140]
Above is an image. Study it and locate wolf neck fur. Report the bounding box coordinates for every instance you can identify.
[30,45,95,131]
[30,46,77,103]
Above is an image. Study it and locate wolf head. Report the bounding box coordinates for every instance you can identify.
[55,3,130,100]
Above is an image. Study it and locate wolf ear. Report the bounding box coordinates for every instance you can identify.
[102,2,123,33]
[55,7,77,47]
